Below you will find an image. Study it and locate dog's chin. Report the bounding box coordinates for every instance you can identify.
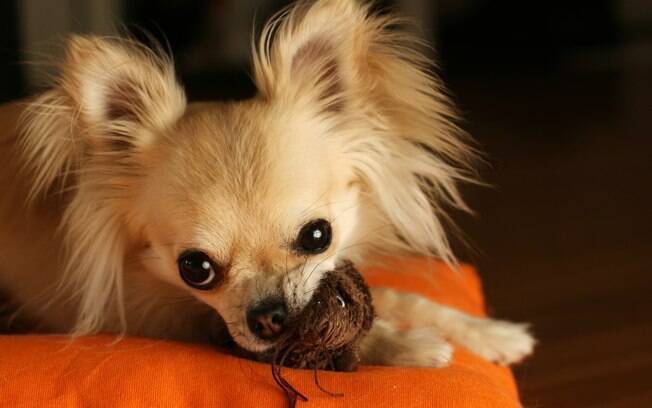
[222,322,276,354]
[205,313,271,353]
[236,336,275,354]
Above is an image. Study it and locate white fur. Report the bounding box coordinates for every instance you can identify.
[372,287,535,365]
[361,319,454,367]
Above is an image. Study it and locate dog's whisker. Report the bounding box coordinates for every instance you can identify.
[298,189,330,218]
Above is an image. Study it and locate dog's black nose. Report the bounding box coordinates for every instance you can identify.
[247,298,287,340]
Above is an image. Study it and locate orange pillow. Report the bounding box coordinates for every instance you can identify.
[0,258,522,407]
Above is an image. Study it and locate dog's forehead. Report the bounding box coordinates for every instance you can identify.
[176,102,335,188]
[168,102,342,246]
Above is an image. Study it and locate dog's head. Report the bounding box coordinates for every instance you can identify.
[21,0,474,352]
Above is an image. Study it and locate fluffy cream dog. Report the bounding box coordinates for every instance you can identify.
[0,0,533,367]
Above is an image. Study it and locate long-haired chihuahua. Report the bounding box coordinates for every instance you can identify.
[0,0,533,367]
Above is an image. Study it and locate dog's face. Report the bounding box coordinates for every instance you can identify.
[22,0,474,351]
[136,101,363,351]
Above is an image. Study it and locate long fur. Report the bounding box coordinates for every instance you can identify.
[3,0,533,367]
[19,36,186,335]
[253,0,477,264]
[19,1,475,335]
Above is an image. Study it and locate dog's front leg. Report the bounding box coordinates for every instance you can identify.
[359,318,454,367]
[368,288,535,366]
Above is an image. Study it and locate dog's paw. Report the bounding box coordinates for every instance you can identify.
[454,318,535,365]
[391,328,454,368]
[360,320,453,367]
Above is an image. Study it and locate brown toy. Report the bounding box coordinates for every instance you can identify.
[263,261,375,407]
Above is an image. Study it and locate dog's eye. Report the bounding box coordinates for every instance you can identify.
[295,219,332,254]
[177,251,222,290]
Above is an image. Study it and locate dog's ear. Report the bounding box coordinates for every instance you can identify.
[59,35,186,151]
[21,35,186,199]
[253,0,356,112]
[254,0,478,264]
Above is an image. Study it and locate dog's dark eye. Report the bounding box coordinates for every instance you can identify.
[178,251,223,290]
[295,219,332,254]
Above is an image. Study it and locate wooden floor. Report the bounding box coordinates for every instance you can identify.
[448,71,652,407]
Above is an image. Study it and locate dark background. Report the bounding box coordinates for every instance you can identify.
[2,1,651,406]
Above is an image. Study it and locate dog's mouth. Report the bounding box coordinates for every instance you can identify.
[212,313,298,365]
[207,310,284,355]
[207,261,335,355]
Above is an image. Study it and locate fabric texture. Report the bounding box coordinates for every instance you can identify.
[0,258,522,407]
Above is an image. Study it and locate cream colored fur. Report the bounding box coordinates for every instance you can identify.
[0,0,533,365]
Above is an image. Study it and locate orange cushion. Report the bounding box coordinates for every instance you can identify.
[0,258,522,407]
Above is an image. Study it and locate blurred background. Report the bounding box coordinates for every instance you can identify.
[1,1,651,406]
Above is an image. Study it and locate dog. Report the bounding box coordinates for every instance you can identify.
[0,0,534,367]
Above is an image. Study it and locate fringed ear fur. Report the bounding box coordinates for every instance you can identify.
[21,36,186,199]
[19,36,186,335]
[253,0,478,265]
